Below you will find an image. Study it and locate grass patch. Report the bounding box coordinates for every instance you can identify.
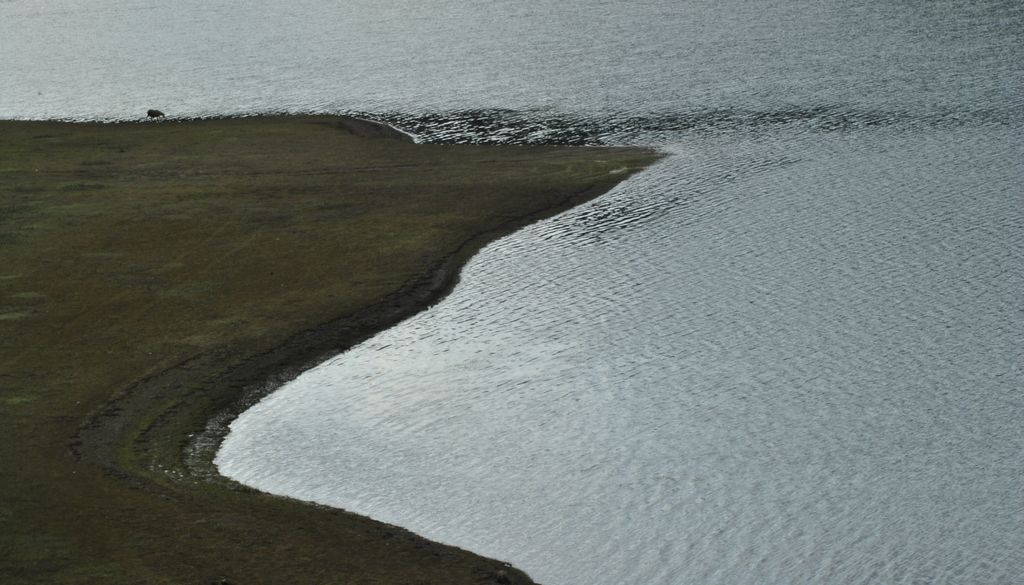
[58,182,106,192]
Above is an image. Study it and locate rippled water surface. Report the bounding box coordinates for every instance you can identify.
[6,1,1023,583]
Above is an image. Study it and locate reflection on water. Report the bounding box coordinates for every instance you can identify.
[5,0,1023,583]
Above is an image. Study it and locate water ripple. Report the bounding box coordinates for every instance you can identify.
[353,106,1016,146]
[220,122,1024,585]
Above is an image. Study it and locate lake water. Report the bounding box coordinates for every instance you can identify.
[6,1,1023,583]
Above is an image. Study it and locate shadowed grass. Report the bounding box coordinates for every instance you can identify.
[0,115,659,585]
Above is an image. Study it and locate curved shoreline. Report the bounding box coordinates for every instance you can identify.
[74,154,614,585]
[1,114,661,583]
[75,147,645,482]
[193,176,635,480]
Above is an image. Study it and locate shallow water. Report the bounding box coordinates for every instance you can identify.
[6,0,1023,583]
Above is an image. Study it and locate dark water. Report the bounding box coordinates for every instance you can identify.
[6,1,1023,583]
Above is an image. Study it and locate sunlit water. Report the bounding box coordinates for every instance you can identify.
[5,0,1023,583]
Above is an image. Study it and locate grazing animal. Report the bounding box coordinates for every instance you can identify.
[147,109,165,118]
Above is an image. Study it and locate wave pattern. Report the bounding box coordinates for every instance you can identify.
[220,122,1024,585]
[350,106,1012,145]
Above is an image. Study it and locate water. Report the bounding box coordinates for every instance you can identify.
[6,1,1023,583]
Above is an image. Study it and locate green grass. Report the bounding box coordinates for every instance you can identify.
[0,115,659,584]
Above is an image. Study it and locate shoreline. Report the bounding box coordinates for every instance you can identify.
[197,175,631,480]
[3,114,660,584]
[78,160,627,585]
[76,140,641,485]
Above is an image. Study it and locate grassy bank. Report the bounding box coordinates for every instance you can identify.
[0,115,659,584]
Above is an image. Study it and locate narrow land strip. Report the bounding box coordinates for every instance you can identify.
[0,115,659,585]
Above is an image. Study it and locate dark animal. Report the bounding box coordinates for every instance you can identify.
[147,109,165,118]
